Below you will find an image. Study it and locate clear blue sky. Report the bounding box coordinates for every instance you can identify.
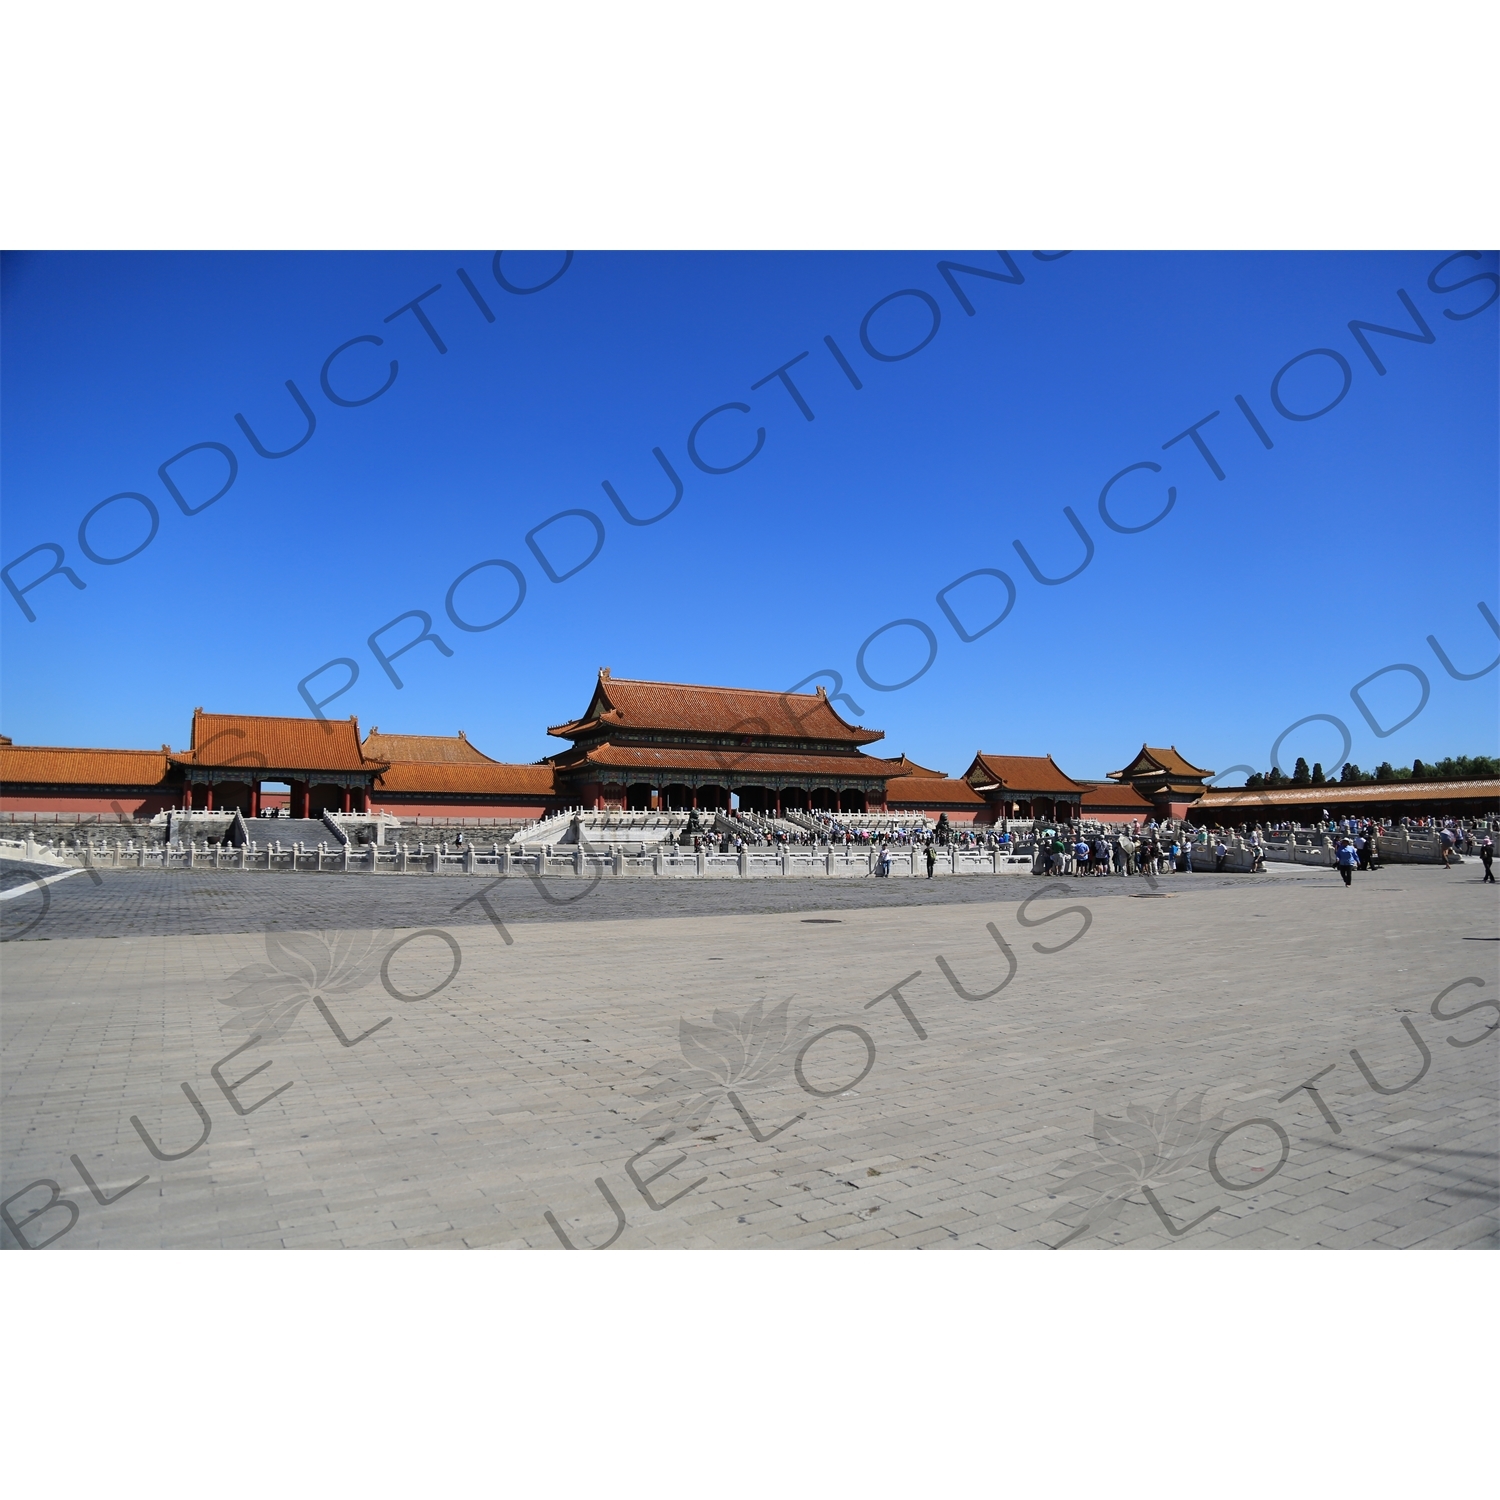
[2,250,1496,783]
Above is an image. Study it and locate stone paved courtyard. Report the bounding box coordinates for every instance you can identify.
[2,860,1496,1249]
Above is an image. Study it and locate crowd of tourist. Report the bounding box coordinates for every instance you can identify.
[677,806,1498,879]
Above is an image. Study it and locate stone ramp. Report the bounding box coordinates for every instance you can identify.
[240,818,338,846]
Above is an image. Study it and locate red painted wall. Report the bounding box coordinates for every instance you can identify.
[887,804,981,822]
[0,792,178,817]
[370,800,552,820]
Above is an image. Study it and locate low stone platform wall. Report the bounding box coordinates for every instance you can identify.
[2,836,1040,880]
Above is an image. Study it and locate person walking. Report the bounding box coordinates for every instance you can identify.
[925,841,936,879]
[1439,825,1455,869]
[1481,836,1495,884]
[1335,836,1359,887]
[1213,837,1227,873]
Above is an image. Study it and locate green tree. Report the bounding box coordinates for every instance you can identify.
[1340,763,1361,784]
[1375,762,1396,782]
[1428,754,1499,779]
[1292,756,1312,787]
[1311,762,1326,785]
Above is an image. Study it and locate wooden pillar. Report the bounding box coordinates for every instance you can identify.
[342,787,352,813]
[775,790,782,818]
[691,788,698,809]
[250,784,261,818]
[205,783,214,811]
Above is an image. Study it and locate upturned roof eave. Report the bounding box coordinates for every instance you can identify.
[967,751,1089,794]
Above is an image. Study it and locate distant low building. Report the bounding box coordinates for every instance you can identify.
[1107,745,1215,820]
[884,775,988,821]
[0,737,176,818]
[362,728,555,820]
[1193,778,1500,825]
[962,753,1088,823]
[1075,779,1157,824]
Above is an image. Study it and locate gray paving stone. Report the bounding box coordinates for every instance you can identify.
[3,863,1495,1250]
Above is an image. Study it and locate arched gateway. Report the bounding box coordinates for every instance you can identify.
[177,710,382,817]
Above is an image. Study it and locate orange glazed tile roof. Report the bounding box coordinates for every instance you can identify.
[964,753,1087,794]
[362,729,497,764]
[0,744,171,787]
[374,761,556,796]
[873,753,947,778]
[886,776,985,806]
[549,670,883,744]
[1198,779,1500,809]
[1110,744,1213,781]
[176,710,378,773]
[1079,780,1154,810]
[565,743,888,779]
